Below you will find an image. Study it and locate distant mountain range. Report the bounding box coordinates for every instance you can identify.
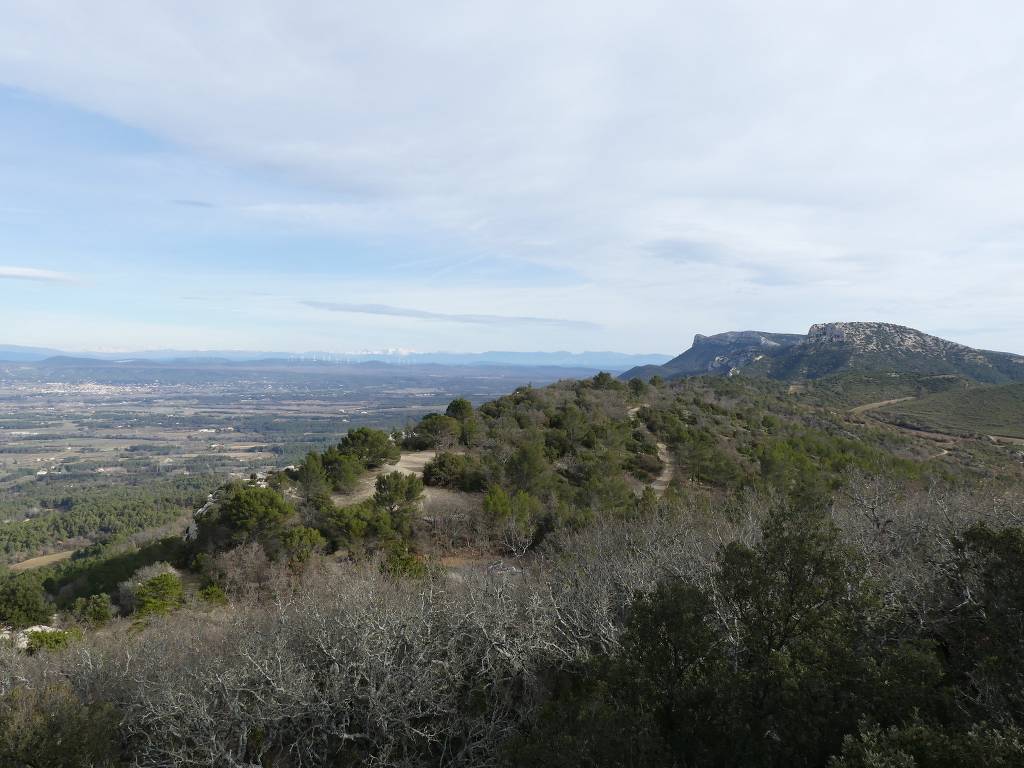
[0,345,671,372]
[622,322,1024,384]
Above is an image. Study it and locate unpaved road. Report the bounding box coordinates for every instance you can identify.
[989,435,1024,446]
[849,397,914,415]
[849,396,960,460]
[651,442,675,495]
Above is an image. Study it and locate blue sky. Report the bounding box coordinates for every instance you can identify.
[1,2,1023,354]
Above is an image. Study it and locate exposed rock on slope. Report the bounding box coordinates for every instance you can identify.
[622,330,803,381]
[624,322,1024,384]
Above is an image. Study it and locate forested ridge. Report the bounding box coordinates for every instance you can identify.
[2,373,1024,767]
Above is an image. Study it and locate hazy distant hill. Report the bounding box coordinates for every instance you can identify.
[2,356,613,389]
[0,344,670,371]
[623,322,1024,384]
[0,344,65,362]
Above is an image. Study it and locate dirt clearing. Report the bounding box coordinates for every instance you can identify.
[331,450,438,506]
[8,549,75,573]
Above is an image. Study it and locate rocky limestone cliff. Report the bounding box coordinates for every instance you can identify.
[808,322,966,354]
[621,330,803,380]
[624,322,1024,384]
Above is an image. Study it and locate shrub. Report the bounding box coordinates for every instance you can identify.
[197,583,228,605]
[404,413,462,451]
[0,684,123,767]
[26,628,76,654]
[423,452,486,491]
[195,484,297,554]
[0,577,51,629]
[281,526,326,566]
[832,720,1024,767]
[323,499,393,544]
[134,572,184,617]
[219,485,295,540]
[117,561,178,612]
[295,452,330,503]
[321,448,363,492]
[337,427,400,468]
[373,473,424,537]
[423,451,468,488]
[381,542,427,579]
[484,486,542,556]
[445,398,474,421]
[628,452,664,480]
[71,593,114,627]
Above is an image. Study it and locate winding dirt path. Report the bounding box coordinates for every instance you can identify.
[849,397,914,415]
[989,434,1024,446]
[651,442,675,495]
[848,396,959,460]
[629,404,675,494]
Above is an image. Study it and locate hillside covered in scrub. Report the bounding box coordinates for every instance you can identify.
[875,382,1024,439]
[2,372,1024,767]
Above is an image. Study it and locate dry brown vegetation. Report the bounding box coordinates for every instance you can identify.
[3,478,1023,766]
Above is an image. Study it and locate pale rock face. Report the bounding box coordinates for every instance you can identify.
[0,624,59,650]
[184,493,217,542]
[807,322,972,357]
[627,320,1024,383]
[694,331,791,348]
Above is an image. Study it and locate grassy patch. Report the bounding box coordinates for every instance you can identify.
[878,383,1024,438]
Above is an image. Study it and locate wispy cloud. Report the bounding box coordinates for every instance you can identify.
[2,5,1024,353]
[644,239,729,265]
[302,300,600,330]
[0,266,76,283]
[172,199,217,208]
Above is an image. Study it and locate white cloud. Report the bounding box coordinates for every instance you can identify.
[302,300,600,329]
[0,2,1022,351]
[0,266,76,283]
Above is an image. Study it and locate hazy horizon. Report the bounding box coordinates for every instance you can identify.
[0,342,673,359]
[4,315,1024,359]
[2,3,1023,354]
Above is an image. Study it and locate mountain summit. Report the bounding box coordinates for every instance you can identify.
[621,330,804,381]
[623,322,1024,383]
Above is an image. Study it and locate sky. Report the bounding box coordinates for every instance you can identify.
[0,1,1022,355]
